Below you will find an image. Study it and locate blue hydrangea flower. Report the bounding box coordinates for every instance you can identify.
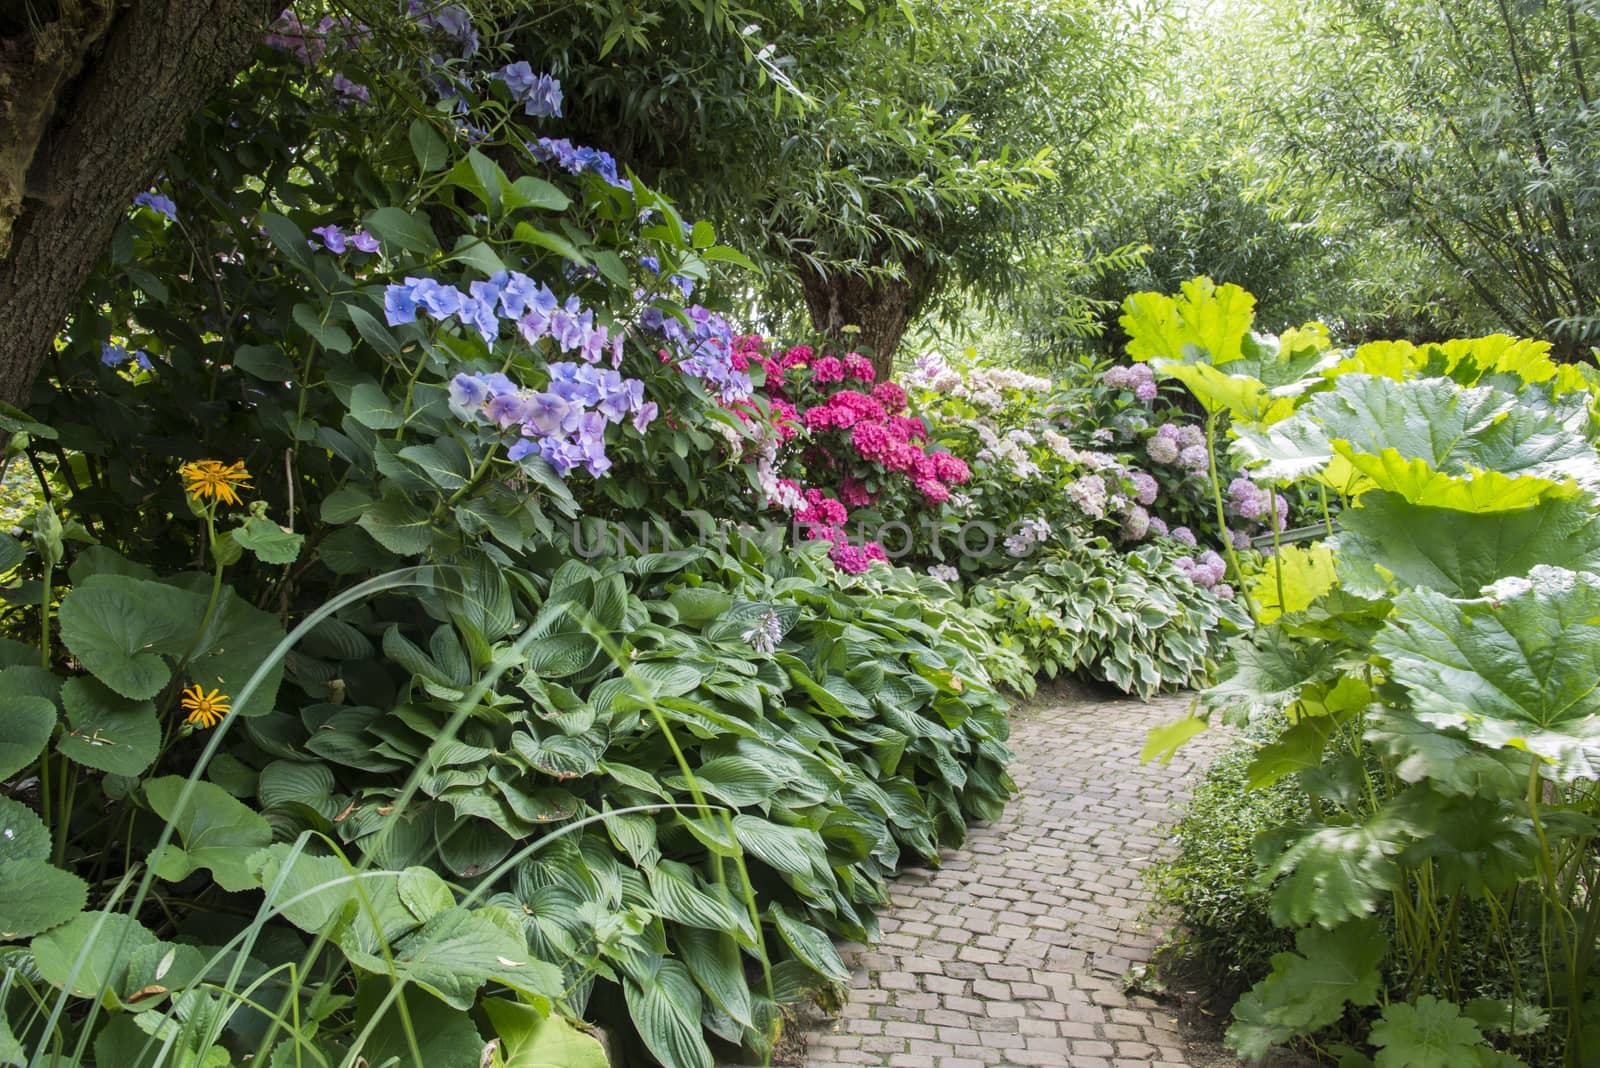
[134,191,177,221]
[350,230,380,253]
[632,400,659,433]
[384,284,419,325]
[447,372,489,417]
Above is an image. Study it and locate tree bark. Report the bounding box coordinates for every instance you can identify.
[796,255,936,382]
[0,0,274,408]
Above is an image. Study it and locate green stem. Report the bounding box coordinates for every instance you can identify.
[1205,411,1257,622]
[52,761,75,868]
[1269,486,1287,612]
[39,562,52,669]
[1318,483,1334,537]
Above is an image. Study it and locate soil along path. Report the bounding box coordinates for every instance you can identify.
[796,686,1237,1068]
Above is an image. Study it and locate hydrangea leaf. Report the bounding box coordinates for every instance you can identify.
[1375,569,1600,781]
[1370,996,1490,1068]
[1338,492,1600,597]
[1226,918,1385,1060]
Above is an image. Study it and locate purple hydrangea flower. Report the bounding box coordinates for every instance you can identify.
[350,230,380,253]
[311,225,348,253]
[632,400,658,433]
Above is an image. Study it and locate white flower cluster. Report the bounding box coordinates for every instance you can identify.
[929,563,960,582]
[1066,474,1108,519]
[972,422,1041,480]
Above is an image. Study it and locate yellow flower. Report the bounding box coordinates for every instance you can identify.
[179,460,252,507]
[181,685,231,729]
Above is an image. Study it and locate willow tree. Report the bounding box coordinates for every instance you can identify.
[526,0,1140,375]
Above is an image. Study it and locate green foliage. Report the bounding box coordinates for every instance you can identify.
[1134,277,1600,1065]
[970,531,1245,698]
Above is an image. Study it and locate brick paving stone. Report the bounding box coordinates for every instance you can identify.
[789,689,1238,1068]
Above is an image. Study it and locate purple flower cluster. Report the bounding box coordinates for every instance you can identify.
[331,74,371,106]
[641,305,753,403]
[1228,476,1290,532]
[490,63,563,117]
[102,343,153,371]
[134,191,177,222]
[1127,470,1159,506]
[407,1,478,57]
[1102,363,1158,402]
[528,138,629,190]
[448,363,656,477]
[264,10,369,65]
[311,225,380,254]
[384,271,621,363]
[1175,549,1227,589]
[1146,423,1206,470]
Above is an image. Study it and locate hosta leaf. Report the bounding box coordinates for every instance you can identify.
[647,860,749,938]
[0,860,87,939]
[357,493,435,555]
[732,815,826,881]
[1371,996,1489,1068]
[1375,569,1600,781]
[341,905,562,1010]
[0,695,56,780]
[769,901,849,984]
[1226,919,1385,1060]
[624,959,712,1068]
[676,928,754,1029]
[56,676,159,776]
[145,776,273,891]
[482,999,609,1068]
[669,755,781,807]
[1338,492,1600,598]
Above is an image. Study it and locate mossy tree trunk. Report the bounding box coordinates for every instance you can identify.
[796,254,937,382]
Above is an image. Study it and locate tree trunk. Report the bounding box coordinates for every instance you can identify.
[0,0,273,408]
[796,256,936,382]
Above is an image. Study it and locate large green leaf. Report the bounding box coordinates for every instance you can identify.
[1370,996,1493,1068]
[1242,375,1600,512]
[56,676,160,775]
[675,928,754,1030]
[769,901,849,984]
[623,959,712,1068]
[1338,492,1600,597]
[1226,919,1385,1060]
[1256,808,1412,928]
[340,906,563,1010]
[1375,569,1600,780]
[0,860,86,939]
[482,1000,609,1068]
[146,776,273,891]
[0,796,49,864]
[32,912,158,999]
[57,579,194,698]
[1121,277,1255,366]
[0,695,56,780]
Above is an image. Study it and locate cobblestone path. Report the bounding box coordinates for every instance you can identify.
[798,688,1234,1068]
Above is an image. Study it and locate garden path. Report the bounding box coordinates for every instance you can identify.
[794,686,1235,1068]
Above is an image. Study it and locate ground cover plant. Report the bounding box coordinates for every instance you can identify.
[1140,278,1600,1066]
